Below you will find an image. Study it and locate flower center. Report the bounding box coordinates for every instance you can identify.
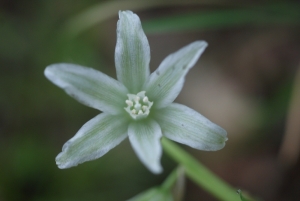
[124,91,153,120]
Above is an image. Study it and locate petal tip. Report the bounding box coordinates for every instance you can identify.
[118,10,135,19]
[55,152,79,169]
[194,40,208,48]
[44,65,54,79]
[56,162,67,169]
[55,152,78,169]
[55,154,68,169]
[44,63,64,80]
[55,153,68,169]
[150,164,163,174]
[219,127,228,139]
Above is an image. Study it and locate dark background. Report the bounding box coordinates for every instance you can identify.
[1,0,300,200]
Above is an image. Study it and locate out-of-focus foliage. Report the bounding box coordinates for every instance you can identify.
[128,166,185,201]
[142,2,300,34]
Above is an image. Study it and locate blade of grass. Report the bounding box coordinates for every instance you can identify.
[279,64,300,168]
[65,1,300,37]
[161,138,242,201]
[143,3,300,34]
[64,0,228,37]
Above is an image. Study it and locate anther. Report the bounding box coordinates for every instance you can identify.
[143,97,148,103]
[126,100,133,107]
[142,106,147,111]
[135,96,140,102]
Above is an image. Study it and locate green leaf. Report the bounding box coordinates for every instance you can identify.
[128,188,173,201]
[64,2,300,36]
[64,0,229,37]
[128,167,184,201]
[236,189,258,201]
[143,3,300,34]
[162,138,242,201]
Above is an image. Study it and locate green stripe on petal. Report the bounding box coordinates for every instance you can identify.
[45,63,128,115]
[115,10,150,93]
[154,103,227,151]
[128,119,162,174]
[145,41,207,109]
[56,113,129,169]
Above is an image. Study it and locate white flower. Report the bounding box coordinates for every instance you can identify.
[45,10,227,174]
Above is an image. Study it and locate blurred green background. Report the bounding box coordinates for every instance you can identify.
[1,0,300,200]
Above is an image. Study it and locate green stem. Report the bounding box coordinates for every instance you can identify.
[161,166,179,191]
[161,138,240,201]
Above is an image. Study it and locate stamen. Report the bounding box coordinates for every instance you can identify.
[142,106,147,111]
[124,91,153,120]
[143,97,148,103]
[126,100,133,107]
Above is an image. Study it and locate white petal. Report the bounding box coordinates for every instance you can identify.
[128,119,162,174]
[115,10,150,93]
[45,63,128,114]
[56,113,129,168]
[144,41,207,109]
[154,103,227,151]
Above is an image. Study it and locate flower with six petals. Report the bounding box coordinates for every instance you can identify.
[45,10,227,174]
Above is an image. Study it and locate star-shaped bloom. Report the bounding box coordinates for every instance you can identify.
[45,10,227,174]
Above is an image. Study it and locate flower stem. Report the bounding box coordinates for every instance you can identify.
[161,138,240,201]
[161,167,179,191]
